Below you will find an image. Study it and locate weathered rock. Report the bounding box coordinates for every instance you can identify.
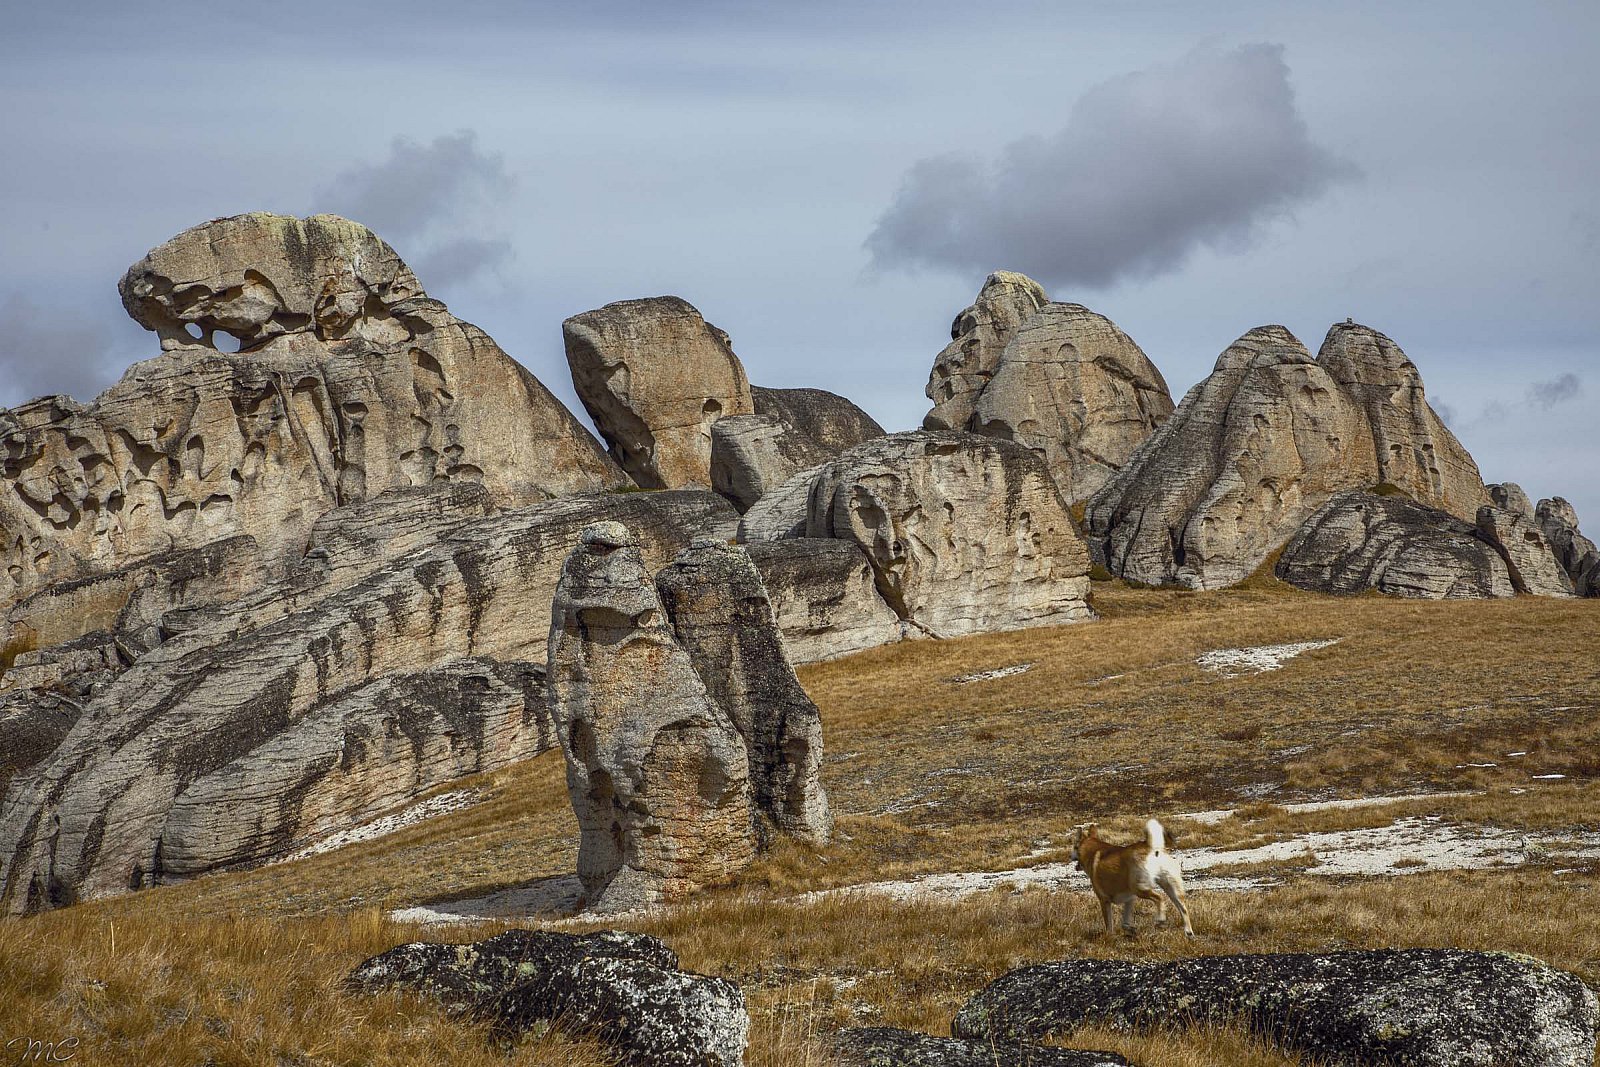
[711,415,830,513]
[1490,481,1535,517]
[0,490,735,912]
[804,432,1093,638]
[655,540,832,845]
[1477,504,1575,597]
[349,929,746,1067]
[737,465,823,542]
[834,1027,1129,1067]
[755,386,885,453]
[1276,491,1514,599]
[2,213,623,608]
[0,693,81,794]
[744,539,903,663]
[549,522,755,913]
[563,296,754,489]
[1537,497,1600,596]
[1086,326,1379,589]
[970,302,1174,501]
[1318,322,1488,519]
[923,271,1048,432]
[954,950,1598,1067]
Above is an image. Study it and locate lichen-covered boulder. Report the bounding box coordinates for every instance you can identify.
[923,271,1048,433]
[1276,491,1514,598]
[954,950,1599,1067]
[834,1027,1129,1067]
[970,302,1174,502]
[548,522,755,913]
[1537,497,1600,596]
[804,432,1093,638]
[744,539,903,663]
[3,213,623,608]
[655,540,832,844]
[563,296,754,489]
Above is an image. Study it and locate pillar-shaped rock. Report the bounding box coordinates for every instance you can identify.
[923,272,1048,432]
[655,539,832,846]
[548,522,756,913]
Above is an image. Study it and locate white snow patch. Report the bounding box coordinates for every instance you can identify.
[1197,639,1340,676]
[1177,791,1480,826]
[950,663,1034,684]
[282,788,484,862]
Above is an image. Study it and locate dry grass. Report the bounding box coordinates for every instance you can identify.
[2,586,1598,1065]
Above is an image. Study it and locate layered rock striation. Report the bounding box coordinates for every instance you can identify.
[923,271,1048,433]
[710,387,883,512]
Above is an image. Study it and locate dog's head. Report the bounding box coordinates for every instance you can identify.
[1067,823,1097,864]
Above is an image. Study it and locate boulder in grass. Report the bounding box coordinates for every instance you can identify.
[834,1026,1130,1066]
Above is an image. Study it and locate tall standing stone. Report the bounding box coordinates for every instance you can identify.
[923,272,1048,433]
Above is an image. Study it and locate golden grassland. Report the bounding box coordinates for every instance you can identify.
[2,581,1598,1066]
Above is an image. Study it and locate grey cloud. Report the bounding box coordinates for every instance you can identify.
[867,43,1356,288]
[0,294,116,407]
[314,130,515,289]
[1528,372,1582,408]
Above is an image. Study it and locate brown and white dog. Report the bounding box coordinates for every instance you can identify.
[1069,819,1193,936]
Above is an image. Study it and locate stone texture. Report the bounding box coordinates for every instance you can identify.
[1490,482,1535,517]
[1478,504,1575,598]
[1086,326,1366,588]
[970,302,1174,501]
[923,271,1048,433]
[0,693,80,794]
[549,522,755,914]
[655,540,832,845]
[563,296,754,490]
[954,950,1598,1067]
[2,212,623,608]
[1275,491,1514,599]
[834,1027,1129,1067]
[744,539,903,663]
[803,432,1093,638]
[737,465,823,543]
[711,388,884,512]
[348,929,748,1067]
[1318,322,1488,519]
[0,490,735,913]
[754,386,885,453]
[1537,497,1600,596]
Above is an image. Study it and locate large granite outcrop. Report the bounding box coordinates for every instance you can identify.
[563,297,754,490]
[923,271,1048,433]
[1537,497,1600,596]
[2,213,623,608]
[800,432,1094,638]
[954,950,1598,1067]
[1477,484,1574,597]
[549,522,755,914]
[1086,323,1488,590]
[743,539,903,663]
[0,489,735,913]
[969,302,1174,501]
[711,387,884,512]
[655,540,832,845]
[1275,491,1514,599]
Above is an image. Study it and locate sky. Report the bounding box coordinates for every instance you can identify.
[2,1,1596,521]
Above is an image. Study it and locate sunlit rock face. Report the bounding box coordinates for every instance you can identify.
[922,271,1048,434]
[2,212,623,607]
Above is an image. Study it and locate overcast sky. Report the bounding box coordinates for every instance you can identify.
[3,1,1596,521]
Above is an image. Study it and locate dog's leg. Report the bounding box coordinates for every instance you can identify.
[1159,873,1195,936]
[1120,898,1136,933]
[1101,898,1117,935]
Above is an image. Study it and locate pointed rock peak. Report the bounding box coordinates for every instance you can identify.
[1317,320,1421,384]
[975,270,1048,311]
[1488,482,1534,516]
[924,271,1049,432]
[1213,325,1313,372]
[119,213,426,352]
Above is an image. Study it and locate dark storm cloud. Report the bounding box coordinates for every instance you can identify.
[314,130,515,289]
[866,44,1356,288]
[1527,372,1583,408]
[0,294,117,407]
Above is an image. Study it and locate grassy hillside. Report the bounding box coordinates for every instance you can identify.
[3,582,1597,1065]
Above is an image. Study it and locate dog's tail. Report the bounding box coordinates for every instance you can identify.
[1146,818,1166,854]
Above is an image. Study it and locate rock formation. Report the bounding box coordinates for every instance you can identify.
[0,489,735,912]
[736,465,822,543]
[655,540,831,844]
[548,522,755,913]
[563,297,754,489]
[835,1028,1129,1067]
[2,213,623,607]
[1537,497,1600,596]
[348,930,749,1067]
[710,387,884,512]
[1477,491,1575,598]
[1275,491,1514,599]
[923,271,1048,433]
[801,432,1094,638]
[955,950,1598,1067]
[743,539,903,663]
[1086,323,1489,590]
[969,302,1174,501]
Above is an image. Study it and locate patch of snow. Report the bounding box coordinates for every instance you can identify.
[1177,790,1480,826]
[389,873,585,925]
[281,788,483,862]
[950,663,1034,684]
[1197,639,1340,676]
[1532,774,1568,780]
